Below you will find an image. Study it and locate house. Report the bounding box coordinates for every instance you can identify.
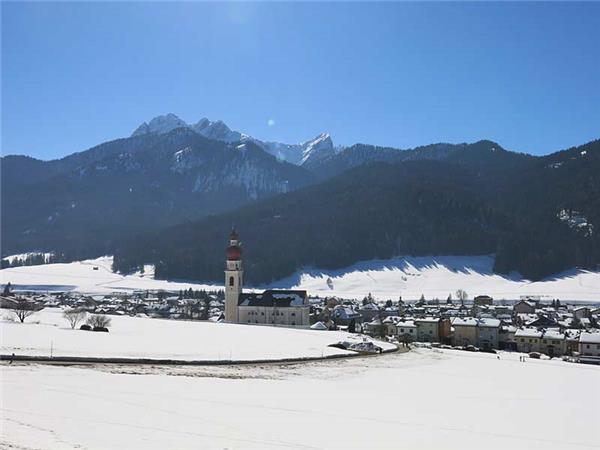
[573,307,591,320]
[498,325,517,351]
[452,317,501,350]
[452,317,479,347]
[358,302,381,322]
[364,317,385,337]
[415,318,439,342]
[224,230,310,327]
[527,315,559,328]
[565,330,581,355]
[538,329,566,357]
[396,319,417,343]
[473,295,493,306]
[515,328,543,353]
[578,332,600,357]
[514,300,536,315]
[331,304,361,326]
[0,296,19,309]
[514,327,568,355]
[477,318,501,350]
[382,316,400,336]
[415,317,451,343]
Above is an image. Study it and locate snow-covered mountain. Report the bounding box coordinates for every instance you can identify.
[131,114,335,166]
[2,127,317,257]
[250,133,335,166]
[132,113,188,137]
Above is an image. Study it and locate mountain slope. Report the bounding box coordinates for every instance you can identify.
[112,140,600,284]
[1,128,316,257]
[306,140,534,179]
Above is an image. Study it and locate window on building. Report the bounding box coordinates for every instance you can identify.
[261,312,264,316]
[291,312,295,317]
[229,276,234,287]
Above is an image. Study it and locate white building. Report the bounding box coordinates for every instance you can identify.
[396,319,417,342]
[223,230,310,327]
[579,332,600,357]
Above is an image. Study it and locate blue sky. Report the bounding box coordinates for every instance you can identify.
[2,2,599,160]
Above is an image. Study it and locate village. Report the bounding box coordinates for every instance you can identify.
[2,232,600,365]
[3,286,599,363]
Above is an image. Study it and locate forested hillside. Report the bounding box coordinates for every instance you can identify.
[112,139,600,283]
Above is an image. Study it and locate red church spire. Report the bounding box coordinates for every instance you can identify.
[226,228,242,261]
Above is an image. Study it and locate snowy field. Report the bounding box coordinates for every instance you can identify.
[0,256,219,294]
[274,255,600,302]
[2,254,600,301]
[1,309,394,361]
[1,348,598,449]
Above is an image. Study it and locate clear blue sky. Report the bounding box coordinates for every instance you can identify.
[2,2,599,160]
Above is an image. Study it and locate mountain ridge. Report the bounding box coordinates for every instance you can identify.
[129,113,335,166]
[2,112,598,284]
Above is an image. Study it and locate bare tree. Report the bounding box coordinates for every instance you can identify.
[63,308,87,329]
[86,314,112,328]
[456,289,468,306]
[10,297,36,323]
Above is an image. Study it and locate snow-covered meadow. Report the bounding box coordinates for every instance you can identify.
[0,256,219,294]
[2,347,598,449]
[1,309,393,361]
[2,254,600,301]
[273,255,600,302]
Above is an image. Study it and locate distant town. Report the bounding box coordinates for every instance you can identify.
[3,283,599,364]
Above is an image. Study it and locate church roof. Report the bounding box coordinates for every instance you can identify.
[238,290,308,307]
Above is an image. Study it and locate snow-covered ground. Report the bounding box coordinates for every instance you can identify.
[2,254,600,301]
[272,255,600,302]
[1,348,598,449]
[0,256,219,294]
[1,309,393,361]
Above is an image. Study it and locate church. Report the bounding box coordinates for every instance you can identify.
[224,230,310,327]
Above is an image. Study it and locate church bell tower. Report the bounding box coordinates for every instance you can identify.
[224,229,243,323]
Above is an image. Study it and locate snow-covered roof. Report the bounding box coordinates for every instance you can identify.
[415,317,439,324]
[543,329,565,340]
[579,332,600,344]
[452,317,500,328]
[238,290,308,307]
[360,303,380,310]
[515,328,543,338]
